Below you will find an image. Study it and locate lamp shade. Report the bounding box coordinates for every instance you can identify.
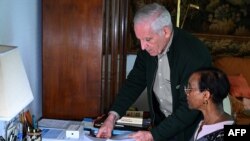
[0,45,34,121]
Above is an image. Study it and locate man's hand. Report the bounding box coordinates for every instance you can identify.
[129,131,153,141]
[96,113,116,138]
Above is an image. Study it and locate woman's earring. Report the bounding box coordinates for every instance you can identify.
[203,100,208,105]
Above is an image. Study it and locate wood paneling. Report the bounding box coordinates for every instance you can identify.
[101,0,128,112]
[42,0,104,119]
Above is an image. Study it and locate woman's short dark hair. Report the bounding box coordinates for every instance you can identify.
[192,67,230,104]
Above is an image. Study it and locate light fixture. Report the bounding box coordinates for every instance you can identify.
[176,0,200,28]
[0,45,34,121]
[181,4,200,29]
[176,0,181,27]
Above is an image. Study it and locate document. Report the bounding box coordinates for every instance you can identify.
[41,128,65,140]
[39,118,82,129]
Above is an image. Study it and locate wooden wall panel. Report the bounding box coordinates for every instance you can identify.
[42,0,103,119]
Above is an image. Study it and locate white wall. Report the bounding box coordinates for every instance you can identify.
[0,0,42,120]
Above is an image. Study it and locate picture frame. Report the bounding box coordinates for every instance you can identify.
[194,33,250,57]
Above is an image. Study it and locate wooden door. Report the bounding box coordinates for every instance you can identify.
[42,0,104,120]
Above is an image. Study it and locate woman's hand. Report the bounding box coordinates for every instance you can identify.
[129,131,154,141]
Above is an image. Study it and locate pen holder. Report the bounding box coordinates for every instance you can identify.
[26,128,42,141]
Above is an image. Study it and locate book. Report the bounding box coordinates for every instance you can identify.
[116,117,151,129]
[116,111,150,128]
[116,117,143,127]
[93,111,151,131]
[124,111,144,118]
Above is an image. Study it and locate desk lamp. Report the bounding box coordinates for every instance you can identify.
[0,45,34,121]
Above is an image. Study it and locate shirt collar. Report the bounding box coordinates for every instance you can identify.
[158,31,174,58]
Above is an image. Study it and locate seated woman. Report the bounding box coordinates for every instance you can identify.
[185,67,234,141]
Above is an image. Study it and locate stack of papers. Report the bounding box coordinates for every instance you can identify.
[116,117,143,127]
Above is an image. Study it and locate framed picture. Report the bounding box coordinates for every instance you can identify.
[127,0,250,57]
[194,33,250,57]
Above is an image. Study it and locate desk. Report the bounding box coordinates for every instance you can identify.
[39,119,134,141]
[42,129,134,141]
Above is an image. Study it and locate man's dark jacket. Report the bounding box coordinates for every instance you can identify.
[111,27,212,141]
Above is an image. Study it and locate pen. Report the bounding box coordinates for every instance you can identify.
[8,132,14,141]
[115,124,124,127]
[32,115,37,129]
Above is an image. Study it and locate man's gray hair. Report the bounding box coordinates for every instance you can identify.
[133,3,173,34]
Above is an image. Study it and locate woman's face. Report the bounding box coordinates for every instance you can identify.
[185,73,205,110]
